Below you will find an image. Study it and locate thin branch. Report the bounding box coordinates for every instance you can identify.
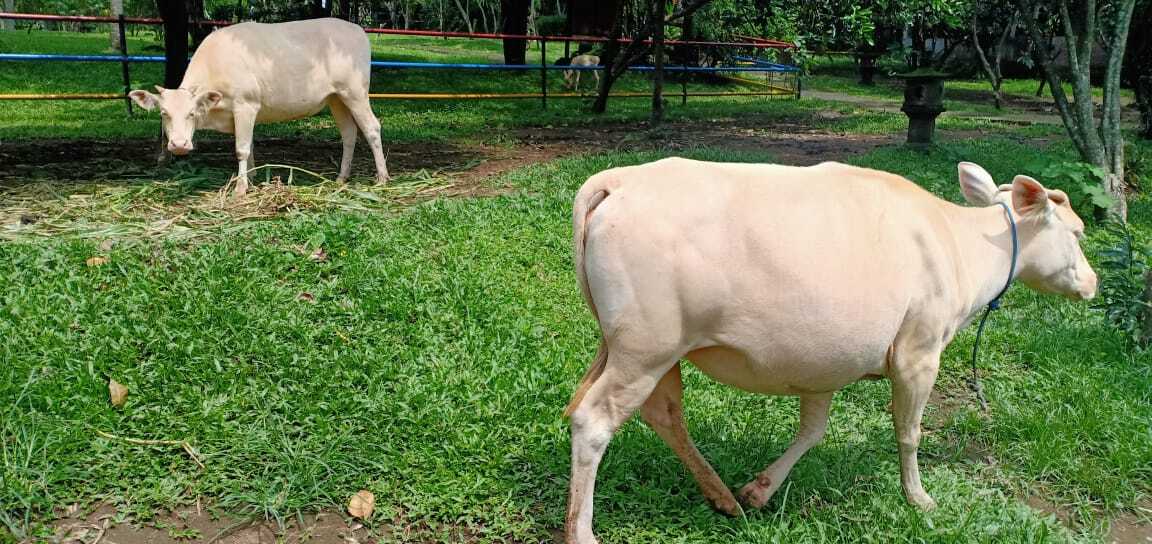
[95,429,205,470]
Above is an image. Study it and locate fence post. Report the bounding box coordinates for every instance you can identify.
[539,37,547,109]
[117,14,133,115]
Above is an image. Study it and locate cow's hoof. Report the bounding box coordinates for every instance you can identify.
[907,492,937,511]
[737,479,774,510]
[710,494,744,517]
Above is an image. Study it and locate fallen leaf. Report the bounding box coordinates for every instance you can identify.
[86,256,108,267]
[298,292,316,303]
[98,239,115,252]
[309,247,328,262]
[347,490,374,520]
[108,379,128,408]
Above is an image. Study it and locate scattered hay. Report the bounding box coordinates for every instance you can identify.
[0,164,465,243]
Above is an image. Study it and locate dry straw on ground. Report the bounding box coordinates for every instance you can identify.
[0,165,464,242]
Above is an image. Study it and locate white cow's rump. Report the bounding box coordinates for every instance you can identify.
[563,158,1097,543]
[129,18,388,195]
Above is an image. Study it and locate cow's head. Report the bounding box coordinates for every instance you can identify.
[958,162,1097,300]
[129,86,223,155]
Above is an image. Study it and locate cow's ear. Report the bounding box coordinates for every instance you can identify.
[129,89,160,111]
[958,162,998,206]
[1012,175,1054,217]
[196,90,223,108]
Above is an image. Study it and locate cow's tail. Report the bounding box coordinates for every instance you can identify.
[563,174,613,419]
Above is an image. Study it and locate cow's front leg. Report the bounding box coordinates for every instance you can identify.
[232,106,258,196]
[890,347,941,510]
[737,393,831,508]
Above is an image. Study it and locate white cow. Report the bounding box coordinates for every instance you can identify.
[129,18,388,196]
[563,158,1097,543]
[563,54,600,92]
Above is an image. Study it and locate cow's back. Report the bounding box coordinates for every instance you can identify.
[185,18,371,120]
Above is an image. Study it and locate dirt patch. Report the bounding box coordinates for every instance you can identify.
[1108,506,1152,544]
[49,503,532,544]
[0,138,484,184]
[50,504,368,544]
[514,119,897,166]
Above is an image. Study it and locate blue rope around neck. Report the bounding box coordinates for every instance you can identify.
[968,201,1019,412]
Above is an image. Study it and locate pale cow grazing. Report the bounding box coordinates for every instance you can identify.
[563,54,600,92]
[563,158,1097,543]
[129,18,388,196]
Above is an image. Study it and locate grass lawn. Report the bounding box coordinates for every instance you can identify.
[2,29,1151,544]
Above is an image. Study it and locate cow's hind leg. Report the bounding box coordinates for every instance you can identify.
[737,393,832,509]
[338,92,389,184]
[328,97,359,183]
[567,348,679,544]
[640,363,742,516]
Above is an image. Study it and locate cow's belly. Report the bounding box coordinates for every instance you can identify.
[687,342,888,395]
[256,100,327,123]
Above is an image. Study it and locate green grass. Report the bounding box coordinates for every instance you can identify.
[2,138,1151,543]
[2,28,1151,544]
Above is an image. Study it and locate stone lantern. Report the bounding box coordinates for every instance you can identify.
[896,71,948,146]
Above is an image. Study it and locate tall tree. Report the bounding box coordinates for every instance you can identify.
[970,4,1019,109]
[500,0,530,65]
[650,0,666,125]
[110,0,124,50]
[2,0,14,31]
[593,0,713,113]
[1123,0,1151,139]
[1020,0,1138,220]
[156,0,189,88]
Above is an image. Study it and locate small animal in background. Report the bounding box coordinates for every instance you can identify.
[563,54,601,92]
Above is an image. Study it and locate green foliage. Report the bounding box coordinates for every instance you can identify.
[534,14,566,37]
[1094,219,1152,347]
[1029,160,1115,216]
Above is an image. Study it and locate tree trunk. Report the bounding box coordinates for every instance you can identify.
[453,0,473,32]
[1020,0,1136,221]
[156,0,189,88]
[594,0,713,113]
[110,0,124,50]
[970,12,1015,110]
[310,0,331,19]
[500,0,530,65]
[1122,0,1152,139]
[337,0,352,20]
[188,0,210,49]
[592,1,628,113]
[2,0,15,31]
[650,0,665,126]
[1137,75,1152,139]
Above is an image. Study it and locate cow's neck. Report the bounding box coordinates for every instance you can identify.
[942,202,1022,320]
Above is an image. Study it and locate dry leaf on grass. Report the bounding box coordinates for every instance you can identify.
[347,490,375,520]
[98,239,115,251]
[86,256,108,267]
[309,247,328,262]
[298,292,316,303]
[108,378,128,407]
